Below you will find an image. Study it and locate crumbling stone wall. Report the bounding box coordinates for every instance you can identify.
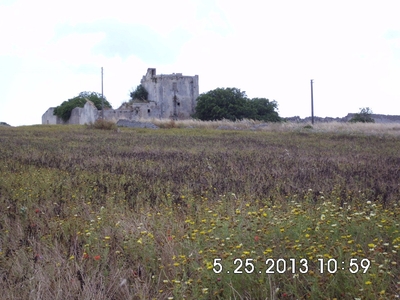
[42,108,59,125]
[42,101,98,125]
[103,102,160,122]
[69,101,99,124]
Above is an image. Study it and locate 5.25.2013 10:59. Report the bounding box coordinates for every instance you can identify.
[212,258,371,274]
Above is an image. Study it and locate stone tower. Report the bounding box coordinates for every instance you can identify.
[140,68,199,119]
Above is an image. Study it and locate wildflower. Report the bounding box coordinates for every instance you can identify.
[69,255,75,260]
[365,281,372,285]
[83,253,89,259]
[263,248,273,254]
[320,214,326,220]
[254,235,260,242]
[93,255,101,261]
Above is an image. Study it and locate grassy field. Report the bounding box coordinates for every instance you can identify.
[0,123,399,299]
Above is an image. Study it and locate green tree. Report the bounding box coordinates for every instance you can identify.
[193,88,281,122]
[130,84,148,102]
[247,98,281,122]
[53,92,112,122]
[193,88,249,121]
[349,107,375,123]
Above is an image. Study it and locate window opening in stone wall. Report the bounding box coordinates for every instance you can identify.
[148,109,150,114]
[177,102,180,106]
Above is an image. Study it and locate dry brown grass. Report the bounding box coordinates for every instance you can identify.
[86,119,117,130]
[150,118,400,136]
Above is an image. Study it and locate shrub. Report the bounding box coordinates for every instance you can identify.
[349,107,375,123]
[130,84,149,102]
[87,119,117,130]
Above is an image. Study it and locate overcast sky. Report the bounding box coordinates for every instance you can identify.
[1,0,399,126]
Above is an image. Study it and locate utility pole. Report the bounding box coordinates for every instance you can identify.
[310,79,314,125]
[101,67,104,119]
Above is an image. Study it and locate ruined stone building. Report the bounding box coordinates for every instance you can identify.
[137,68,199,119]
[42,68,199,125]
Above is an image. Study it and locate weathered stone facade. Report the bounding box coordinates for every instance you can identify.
[42,68,199,125]
[140,68,199,120]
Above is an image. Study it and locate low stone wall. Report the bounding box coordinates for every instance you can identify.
[286,114,400,124]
